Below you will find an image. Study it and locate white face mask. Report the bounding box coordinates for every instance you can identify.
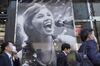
[12,46,17,53]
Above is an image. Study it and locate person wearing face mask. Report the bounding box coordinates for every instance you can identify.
[57,43,71,66]
[12,46,21,66]
[0,41,14,66]
[78,28,100,66]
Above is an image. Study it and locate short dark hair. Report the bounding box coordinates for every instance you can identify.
[1,41,13,52]
[79,28,93,42]
[61,43,71,51]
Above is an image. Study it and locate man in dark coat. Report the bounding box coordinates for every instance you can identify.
[0,41,14,66]
[78,28,100,66]
[57,43,71,66]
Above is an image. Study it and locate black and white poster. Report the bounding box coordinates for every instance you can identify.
[15,0,78,66]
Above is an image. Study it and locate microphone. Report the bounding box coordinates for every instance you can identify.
[55,20,68,27]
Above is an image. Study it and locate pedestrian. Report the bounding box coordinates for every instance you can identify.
[0,41,14,66]
[78,28,100,66]
[12,46,21,66]
[57,43,71,66]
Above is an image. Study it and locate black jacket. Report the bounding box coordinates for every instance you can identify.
[13,58,21,66]
[0,52,12,66]
[57,51,68,66]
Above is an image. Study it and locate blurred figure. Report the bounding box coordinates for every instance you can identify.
[0,41,14,66]
[78,28,100,66]
[57,43,71,66]
[12,46,21,66]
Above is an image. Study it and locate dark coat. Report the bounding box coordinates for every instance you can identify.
[57,51,68,66]
[13,58,21,66]
[0,52,12,66]
[78,40,100,66]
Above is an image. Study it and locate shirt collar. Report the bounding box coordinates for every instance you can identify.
[5,51,12,58]
[63,51,67,56]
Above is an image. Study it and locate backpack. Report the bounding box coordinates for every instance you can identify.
[76,42,94,66]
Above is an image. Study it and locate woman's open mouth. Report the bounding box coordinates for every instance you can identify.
[43,19,52,32]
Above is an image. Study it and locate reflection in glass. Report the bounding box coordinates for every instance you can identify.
[73,3,89,19]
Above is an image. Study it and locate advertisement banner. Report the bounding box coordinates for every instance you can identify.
[16,0,78,66]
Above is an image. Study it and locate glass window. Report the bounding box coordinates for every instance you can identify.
[73,3,89,19]
[92,3,100,16]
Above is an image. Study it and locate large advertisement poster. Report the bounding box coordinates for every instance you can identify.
[16,0,78,66]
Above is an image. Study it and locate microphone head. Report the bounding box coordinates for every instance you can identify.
[55,20,64,27]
